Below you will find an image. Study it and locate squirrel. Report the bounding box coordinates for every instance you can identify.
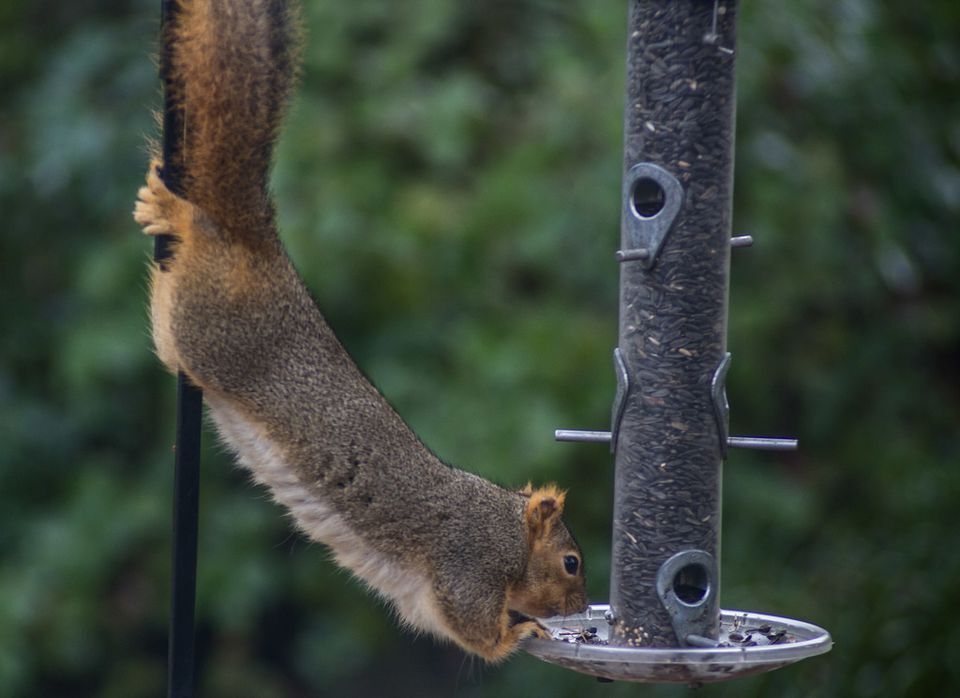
[133,0,587,662]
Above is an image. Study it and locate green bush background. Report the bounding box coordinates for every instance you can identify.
[2,1,958,696]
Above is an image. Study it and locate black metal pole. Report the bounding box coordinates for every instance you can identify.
[157,2,202,697]
[609,0,738,648]
[166,373,202,698]
[158,0,186,205]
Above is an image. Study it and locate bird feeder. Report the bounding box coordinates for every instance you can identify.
[523,0,831,683]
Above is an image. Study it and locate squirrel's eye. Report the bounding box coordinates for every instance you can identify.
[563,554,579,575]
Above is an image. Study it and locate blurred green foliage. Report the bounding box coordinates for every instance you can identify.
[2,0,958,696]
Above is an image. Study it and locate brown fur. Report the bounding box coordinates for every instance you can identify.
[165,0,300,242]
[134,0,587,661]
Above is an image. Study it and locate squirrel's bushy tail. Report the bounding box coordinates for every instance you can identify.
[165,0,300,238]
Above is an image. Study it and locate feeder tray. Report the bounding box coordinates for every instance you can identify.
[524,604,831,684]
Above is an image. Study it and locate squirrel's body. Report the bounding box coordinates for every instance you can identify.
[136,0,586,661]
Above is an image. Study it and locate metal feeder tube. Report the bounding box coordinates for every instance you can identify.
[524,0,831,682]
[609,0,738,649]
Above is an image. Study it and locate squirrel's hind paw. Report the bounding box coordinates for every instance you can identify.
[134,187,173,236]
[133,161,179,237]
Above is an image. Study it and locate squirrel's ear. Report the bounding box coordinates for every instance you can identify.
[519,482,534,498]
[524,484,566,541]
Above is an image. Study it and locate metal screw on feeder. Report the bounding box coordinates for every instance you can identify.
[523,0,831,684]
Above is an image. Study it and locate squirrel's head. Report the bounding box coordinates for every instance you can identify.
[509,483,588,619]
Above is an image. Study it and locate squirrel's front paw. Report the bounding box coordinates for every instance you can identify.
[513,619,551,642]
[133,161,177,236]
